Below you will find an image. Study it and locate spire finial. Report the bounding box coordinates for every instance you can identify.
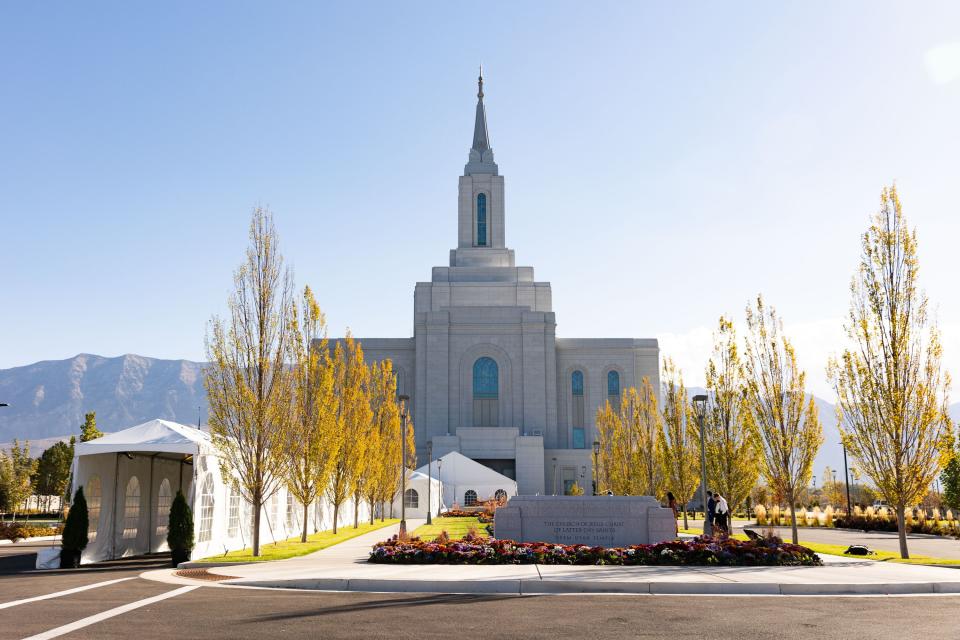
[478,64,484,100]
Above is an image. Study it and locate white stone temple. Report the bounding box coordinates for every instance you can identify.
[344,72,660,497]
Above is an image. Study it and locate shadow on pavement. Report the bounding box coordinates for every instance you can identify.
[0,552,171,577]
[251,592,524,621]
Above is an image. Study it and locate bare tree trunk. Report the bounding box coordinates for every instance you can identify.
[301,501,309,543]
[353,493,360,529]
[332,503,339,535]
[896,504,910,559]
[788,489,799,545]
[682,504,688,531]
[380,500,386,522]
[369,498,375,525]
[253,500,262,557]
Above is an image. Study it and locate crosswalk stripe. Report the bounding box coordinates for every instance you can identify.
[0,577,135,610]
[20,585,199,640]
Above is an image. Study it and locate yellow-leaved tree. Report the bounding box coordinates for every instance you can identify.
[828,185,952,558]
[596,380,664,497]
[285,286,339,543]
[743,295,822,545]
[325,336,366,534]
[362,360,395,524]
[658,358,700,531]
[205,208,295,557]
[704,316,759,514]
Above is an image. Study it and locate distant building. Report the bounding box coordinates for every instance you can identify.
[331,72,659,496]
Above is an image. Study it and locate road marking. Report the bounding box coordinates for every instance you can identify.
[21,585,199,640]
[0,577,136,610]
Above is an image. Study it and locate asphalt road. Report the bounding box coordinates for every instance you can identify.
[4,564,960,639]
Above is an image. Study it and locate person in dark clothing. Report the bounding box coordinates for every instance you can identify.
[706,491,716,532]
[667,491,679,535]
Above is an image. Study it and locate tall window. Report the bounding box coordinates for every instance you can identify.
[476,193,487,246]
[156,478,172,539]
[123,476,140,539]
[472,357,499,426]
[607,370,621,405]
[227,486,241,538]
[87,476,102,539]
[198,475,215,543]
[464,490,478,507]
[286,494,296,532]
[404,488,419,509]
[572,370,585,449]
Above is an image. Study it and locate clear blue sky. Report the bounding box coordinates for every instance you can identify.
[3,2,959,397]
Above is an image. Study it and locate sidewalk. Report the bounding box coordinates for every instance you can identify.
[141,520,960,596]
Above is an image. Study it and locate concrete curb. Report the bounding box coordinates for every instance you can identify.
[0,535,60,545]
[212,576,960,597]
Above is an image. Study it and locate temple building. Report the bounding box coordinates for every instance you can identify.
[345,72,660,498]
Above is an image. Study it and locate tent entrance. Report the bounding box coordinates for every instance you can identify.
[473,459,515,480]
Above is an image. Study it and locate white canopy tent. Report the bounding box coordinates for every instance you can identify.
[389,470,442,520]
[72,419,371,564]
[416,452,517,509]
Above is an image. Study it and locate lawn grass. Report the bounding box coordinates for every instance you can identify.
[411,516,488,542]
[198,518,400,563]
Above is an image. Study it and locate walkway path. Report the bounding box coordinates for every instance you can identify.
[139,519,960,596]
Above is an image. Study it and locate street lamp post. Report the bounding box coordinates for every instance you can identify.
[692,394,711,536]
[842,443,852,515]
[398,394,409,536]
[426,441,433,525]
[552,457,558,495]
[592,441,600,496]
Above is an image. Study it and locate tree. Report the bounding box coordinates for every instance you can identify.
[205,208,295,557]
[364,360,400,525]
[326,336,369,534]
[828,185,953,558]
[167,489,195,564]
[285,286,339,543]
[743,295,822,544]
[61,486,89,553]
[658,358,700,531]
[942,441,960,511]
[3,441,38,519]
[79,412,103,442]
[35,439,74,511]
[595,379,663,497]
[344,339,373,529]
[704,316,760,514]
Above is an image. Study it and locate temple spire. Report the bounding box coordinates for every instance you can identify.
[465,66,497,175]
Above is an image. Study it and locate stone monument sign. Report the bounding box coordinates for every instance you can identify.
[494,496,676,547]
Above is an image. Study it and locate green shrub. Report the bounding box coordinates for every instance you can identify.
[61,487,89,552]
[167,490,194,552]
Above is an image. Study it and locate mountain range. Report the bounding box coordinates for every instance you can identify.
[0,354,957,478]
[0,354,208,450]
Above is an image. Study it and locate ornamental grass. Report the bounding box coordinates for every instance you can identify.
[369,533,822,567]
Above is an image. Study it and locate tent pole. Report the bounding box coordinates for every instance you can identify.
[110,453,120,560]
[148,455,155,554]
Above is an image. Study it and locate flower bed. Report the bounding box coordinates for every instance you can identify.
[369,534,822,567]
[442,509,493,524]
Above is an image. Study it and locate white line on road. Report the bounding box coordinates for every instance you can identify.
[0,577,136,610]
[20,585,199,640]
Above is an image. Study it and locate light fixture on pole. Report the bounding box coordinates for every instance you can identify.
[592,440,600,496]
[398,394,410,537]
[436,458,443,518]
[552,457,558,496]
[692,394,710,536]
[426,440,433,525]
[842,442,852,515]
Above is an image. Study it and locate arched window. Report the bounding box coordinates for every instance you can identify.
[464,490,478,507]
[494,489,508,504]
[87,476,102,539]
[404,488,419,509]
[156,478,172,539]
[572,370,585,449]
[198,475,215,543]
[123,476,140,539]
[607,371,621,404]
[472,357,499,426]
[227,485,241,538]
[476,193,488,246]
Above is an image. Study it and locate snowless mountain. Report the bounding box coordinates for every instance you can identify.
[0,354,208,447]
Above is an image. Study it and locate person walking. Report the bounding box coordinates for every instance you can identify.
[667,491,679,535]
[706,491,716,534]
[714,492,730,536]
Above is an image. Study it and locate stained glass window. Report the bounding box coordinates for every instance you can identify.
[477,193,487,246]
